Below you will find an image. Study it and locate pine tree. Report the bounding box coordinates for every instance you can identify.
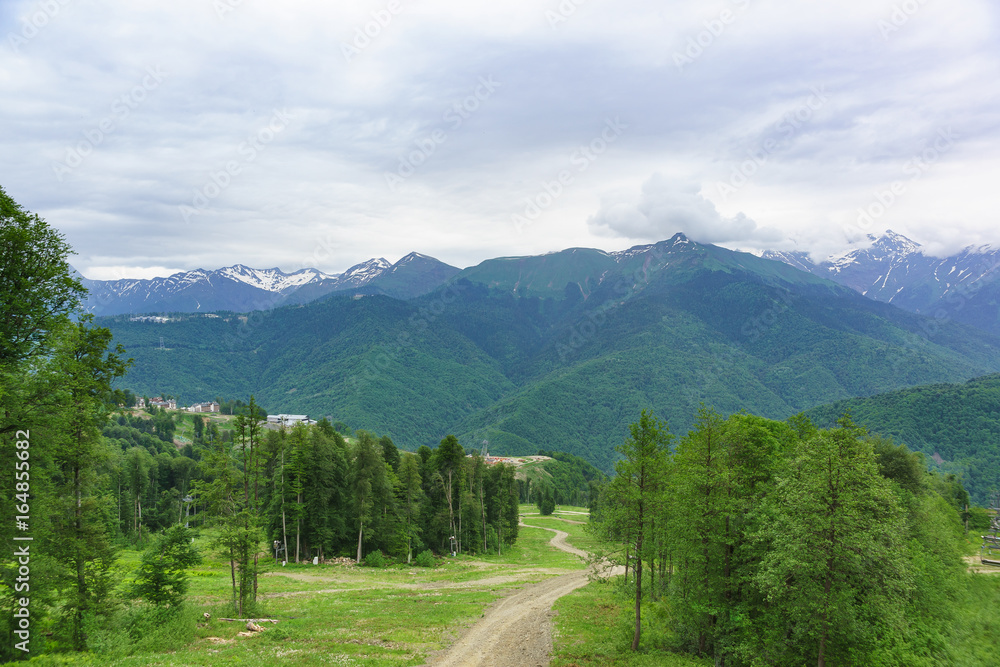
[756,418,912,666]
[603,409,672,651]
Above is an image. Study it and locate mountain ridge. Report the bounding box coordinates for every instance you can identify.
[102,234,1000,472]
[761,230,1000,336]
[79,254,460,315]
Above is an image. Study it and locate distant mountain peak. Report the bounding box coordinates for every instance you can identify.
[868,230,921,257]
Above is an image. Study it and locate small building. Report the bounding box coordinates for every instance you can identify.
[149,397,177,410]
[188,401,220,413]
[136,397,146,409]
[267,414,316,428]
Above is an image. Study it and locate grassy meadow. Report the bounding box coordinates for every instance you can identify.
[13,506,589,666]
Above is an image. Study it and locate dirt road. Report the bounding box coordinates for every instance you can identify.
[425,522,588,667]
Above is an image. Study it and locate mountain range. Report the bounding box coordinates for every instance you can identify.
[81,230,1000,340]
[79,252,459,316]
[100,233,1000,474]
[762,230,1000,336]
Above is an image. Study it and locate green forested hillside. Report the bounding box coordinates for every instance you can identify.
[105,237,1000,473]
[806,373,1000,503]
[453,246,618,299]
[590,408,999,665]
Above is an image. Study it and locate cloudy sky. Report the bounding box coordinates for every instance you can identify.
[2,0,998,280]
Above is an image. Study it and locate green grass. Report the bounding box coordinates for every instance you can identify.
[550,581,710,667]
[13,515,592,666]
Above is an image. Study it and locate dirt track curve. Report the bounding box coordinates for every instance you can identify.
[424,522,588,667]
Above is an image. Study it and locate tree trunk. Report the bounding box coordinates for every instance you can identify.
[230,547,237,615]
[446,470,455,545]
[481,482,487,553]
[356,521,364,563]
[282,509,288,563]
[74,462,87,651]
[632,530,643,651]
[281,449,288,563]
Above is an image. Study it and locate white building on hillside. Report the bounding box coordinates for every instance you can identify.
[267,414,316,428]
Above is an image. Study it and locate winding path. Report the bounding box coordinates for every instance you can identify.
[424,521,588,667]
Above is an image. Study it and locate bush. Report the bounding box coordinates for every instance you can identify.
[537,487,556,516]
[363,550,387,568]
[414,550,435,568]
[969,506,993,532]
[130,525,202,608]
[86,603,198,658]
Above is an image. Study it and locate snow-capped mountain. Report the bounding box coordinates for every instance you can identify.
[216,265,335,293]
[762,230,1000,335]
[80,254,458,316]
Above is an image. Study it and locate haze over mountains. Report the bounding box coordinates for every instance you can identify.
[101,232,1000,472]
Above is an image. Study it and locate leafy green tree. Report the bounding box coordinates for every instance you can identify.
[130,526,202,608]
[123,447,155,541]
[756,418,912,666]
[397,453,424,563]
[195,396,266,616]
[435,435,465,547]
[231,397,267,613]
[380,435,400,472]
[607,410,672,651]
[47,317,131,650]
[352,432,388,562]
[0,185,86,379]
[537,485,556,515]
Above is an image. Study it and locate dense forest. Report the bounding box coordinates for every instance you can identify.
[105,407,522,565]
[806,373,1000,503]
[592,409,998,666]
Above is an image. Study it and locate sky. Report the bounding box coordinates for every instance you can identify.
[2,0,999,280]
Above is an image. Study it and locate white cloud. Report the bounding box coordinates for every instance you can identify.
[588,174,782,247]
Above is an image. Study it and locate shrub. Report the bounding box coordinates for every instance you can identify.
[364,550,387,568]
[414,549,435,568]
[130,525,202,608]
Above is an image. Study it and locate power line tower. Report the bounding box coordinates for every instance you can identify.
[159,336,165,351]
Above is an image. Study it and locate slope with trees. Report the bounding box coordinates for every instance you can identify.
[592,407,990,666]
[103,238,1000,473]
[805,373,1000,503]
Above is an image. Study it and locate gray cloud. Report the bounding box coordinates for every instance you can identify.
[1,0,999,277]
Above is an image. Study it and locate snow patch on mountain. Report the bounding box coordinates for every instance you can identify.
[218,264,333,293]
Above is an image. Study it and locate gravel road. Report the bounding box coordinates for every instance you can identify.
[424,522,588,667]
